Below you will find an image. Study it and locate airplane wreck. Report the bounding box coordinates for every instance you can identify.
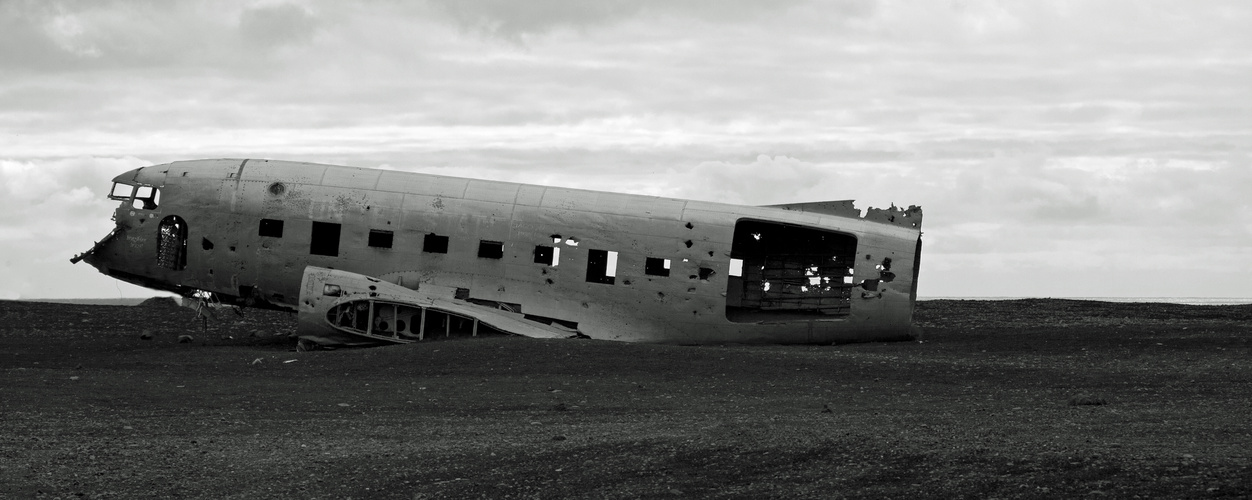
[73,159,923,347]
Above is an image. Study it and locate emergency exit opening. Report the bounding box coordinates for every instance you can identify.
[156,215,188,270]
[725,219,856,322]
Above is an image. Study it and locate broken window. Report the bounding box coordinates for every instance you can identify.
[725,219,857,322]
[156,215,187,270]
[310,221,341,257]
[534,245,560,266]
[644,257,671,277]
[586,249,617,285]
[258,219,284,238]
[478,240,504,259]
[698,267,714,281]
[131,186,160,210]
[423,233,448,254]
[369,229,394,248]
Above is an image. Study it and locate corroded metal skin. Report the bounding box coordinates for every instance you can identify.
[75,159,923,346]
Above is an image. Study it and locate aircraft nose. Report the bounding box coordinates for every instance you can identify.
[71,225,123,267]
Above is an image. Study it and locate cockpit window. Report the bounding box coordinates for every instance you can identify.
[109,182,160,210]
[132,186,160,210]
[109,183,135,200]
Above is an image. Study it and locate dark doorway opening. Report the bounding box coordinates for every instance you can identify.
[156,215,188,270]
[310,221,341,257]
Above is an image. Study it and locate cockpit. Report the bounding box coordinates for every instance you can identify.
[108,182,161,210]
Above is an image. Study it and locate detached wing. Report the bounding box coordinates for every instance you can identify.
[297,266,574,347]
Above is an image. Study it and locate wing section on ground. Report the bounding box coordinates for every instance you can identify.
[297,266,575,347]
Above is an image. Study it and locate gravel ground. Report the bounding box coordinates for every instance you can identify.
[1,298,1249,499]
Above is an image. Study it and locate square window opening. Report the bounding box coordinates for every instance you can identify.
[369,229,394,248]
[644,257,671,277]
[478,240,504,259]
[259,219,284,238]
[586,249,618,285]
[423,233,449,254]
[534,245,560,266]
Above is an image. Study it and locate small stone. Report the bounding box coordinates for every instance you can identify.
[140,331,153,340]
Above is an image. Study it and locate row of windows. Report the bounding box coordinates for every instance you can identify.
[257,218,692,285]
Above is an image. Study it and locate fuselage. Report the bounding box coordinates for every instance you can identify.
[78,158,922,344]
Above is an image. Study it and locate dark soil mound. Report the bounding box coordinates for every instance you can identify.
[137,296,182,309]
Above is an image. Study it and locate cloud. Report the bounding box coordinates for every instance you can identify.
[238,2,321,49]
[0,0,1249,298]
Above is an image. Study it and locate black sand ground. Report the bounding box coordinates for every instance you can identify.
[1,298,1249,499]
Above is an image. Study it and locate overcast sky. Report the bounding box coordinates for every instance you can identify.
[1,0,1249,300]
